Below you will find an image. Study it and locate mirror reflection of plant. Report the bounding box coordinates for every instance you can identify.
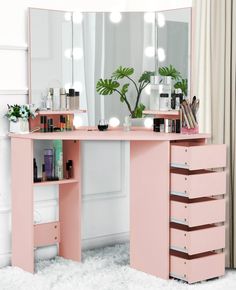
[96,66,154,118]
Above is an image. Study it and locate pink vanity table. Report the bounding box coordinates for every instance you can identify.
[10,128,226,283]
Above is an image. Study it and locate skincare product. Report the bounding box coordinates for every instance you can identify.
[46,91,53,110]
[53,88,60,110]
[40,116,47,132]
[171,91,176,110]
[60,115,66,131]
[171,120,176,132]
[66,93,70,110]
[33,158,38,182]
[47,118,54,132]
[123,116,131,131]
[44,149,53,179]
[67,88,75,110]
[42,164,46,181]
[53,140,63,180]
[66,115,72,131]
[98,119,108,131]
[153,118,160,132]
[164,119,172,133]
[74,91,80,110]
[60,88,67,110]
[149,76,160,110]
[176,119,181,133]
[159,76,171,110]
[66,160,73,179]
[159,94,169,111]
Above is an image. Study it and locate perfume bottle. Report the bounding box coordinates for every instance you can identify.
[46,91,53,110]
[149,76,160,110]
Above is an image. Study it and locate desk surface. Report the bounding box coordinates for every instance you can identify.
[9,127,211,141]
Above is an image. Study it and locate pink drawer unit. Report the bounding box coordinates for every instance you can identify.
[170,251,225,284]
[34,222,60,247]
[170,196,225,227]
[171,169,226,198]
[171,143,226,170]
[170,224,225,255]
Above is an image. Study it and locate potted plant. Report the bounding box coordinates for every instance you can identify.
[96,66,154,119]
[6,104,37,133]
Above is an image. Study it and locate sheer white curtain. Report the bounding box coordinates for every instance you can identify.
[192,0,236,267]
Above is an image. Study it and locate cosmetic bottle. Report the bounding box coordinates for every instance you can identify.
[44,149,54,179]
[40,116,47,132]
[175,89,183,110]
[42,164,46,181]
[153,118,160,132]
[159,94,169,111]
[53,140,63,180]
[60,88,67,110]
[123,116,131,131]
[66,115,72,131]
[33,158,38,182]
[159,118,165,132]
[159,76,172,110]
[47,118,54,132]
[164,119,172,133]
[149,76,160,110]
[74,91,80,110]
[66,160,73,179]
[46,91,53,110]
[53,88,60,111]
[67,88,75,110]
[171,91,176,110]
[171,120,176,132]
[176,119,181,133]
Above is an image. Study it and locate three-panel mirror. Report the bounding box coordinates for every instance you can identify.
[29,8,191,124]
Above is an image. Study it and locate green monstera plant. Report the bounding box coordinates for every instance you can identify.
[96,66,154,118]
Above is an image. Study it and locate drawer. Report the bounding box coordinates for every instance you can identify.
[170,224,225,255]
[171,143,226,170]
[170,196,225,227]
[171,169,226,198]
[170,251,225,283]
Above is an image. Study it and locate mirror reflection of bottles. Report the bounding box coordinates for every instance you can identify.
[159,76,172,111]
[149,76,160,110]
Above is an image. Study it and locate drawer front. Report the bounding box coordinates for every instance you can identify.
[171,171,226,198]
[170,252,225,283]
[170,198,225,227]
[170,225,225,255]
[171,144,226,170]
[34,222,60,247]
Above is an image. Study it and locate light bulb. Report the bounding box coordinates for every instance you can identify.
[73,47,83,60]
[144,118,153,129]
[145,46,155,58]
[73,114,83,129]
[157,13,166,27]
[64,49,72,59]
[157,47,166,62]
[73,12,83,24]
[64,12,72,22]
[109,12,122,23]
[144,12,155,24]
[109,117,120,127]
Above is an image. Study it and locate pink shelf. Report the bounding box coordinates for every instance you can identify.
[36,110,86,115]
[34,178,78,186]
[143,110,180,116]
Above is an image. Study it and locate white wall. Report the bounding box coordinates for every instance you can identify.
[0,0,192,267]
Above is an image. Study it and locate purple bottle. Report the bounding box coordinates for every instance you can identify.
[44,149,53,180]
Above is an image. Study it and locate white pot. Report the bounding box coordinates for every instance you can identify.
[10,118,29,134]
[131,118,145,127]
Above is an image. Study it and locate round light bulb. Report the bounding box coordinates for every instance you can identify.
[73,12,83,24]
[157,47,166,62]
[157,13,166,28]
[144,118,153,129]
[145,46,155,58]
[73,47,83,60]
[109,117,120,127]
[144,12,155,24]
[109,12,122,23]
[64,48,72,59]
[73,114,83,129]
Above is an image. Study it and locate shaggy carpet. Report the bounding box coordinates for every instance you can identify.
[0,243,235,290]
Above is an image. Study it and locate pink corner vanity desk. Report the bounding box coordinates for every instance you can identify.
[9,128,226,284]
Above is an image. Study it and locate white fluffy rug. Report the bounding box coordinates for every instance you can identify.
[0,243,235,290]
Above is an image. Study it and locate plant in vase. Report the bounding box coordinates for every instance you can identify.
[6,104,38,133]
[96,66,154,119]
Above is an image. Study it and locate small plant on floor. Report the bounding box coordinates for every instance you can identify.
[96,66,154,118]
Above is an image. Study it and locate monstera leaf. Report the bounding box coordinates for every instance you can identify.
[174,78,188,96]
[133,103,145,118]
[112,66,134,80]
[119,83,130,102]
[139,71,154,83]
[96,79,120,95]
[159,65,181,80]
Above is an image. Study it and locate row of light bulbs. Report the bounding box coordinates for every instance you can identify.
[73,115,153,129]
[64,12,165,26]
